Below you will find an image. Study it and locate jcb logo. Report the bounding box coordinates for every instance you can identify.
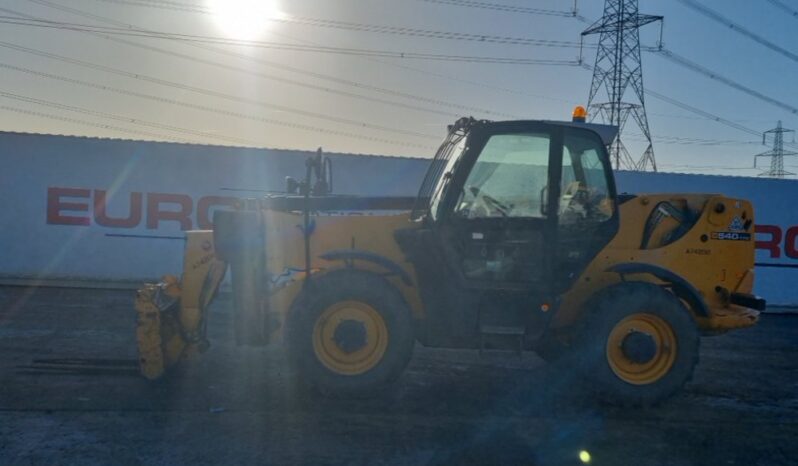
[755,225,798,259]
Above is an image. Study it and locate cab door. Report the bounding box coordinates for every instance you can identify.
[553,128,619,292]
[436,126,561,292]
[402,123,565,346]
[432,124,618,295]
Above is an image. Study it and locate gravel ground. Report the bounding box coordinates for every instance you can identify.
[1,286,797,466]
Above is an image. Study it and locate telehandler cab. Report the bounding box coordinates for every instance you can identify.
[135,109,765,406]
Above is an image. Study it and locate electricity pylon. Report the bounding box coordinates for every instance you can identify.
[755,121,797,178]
[582,0,663,171]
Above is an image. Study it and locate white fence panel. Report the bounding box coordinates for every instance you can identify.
[0,132,428,285]
[2,132,795,307]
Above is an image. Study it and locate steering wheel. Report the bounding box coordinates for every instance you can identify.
[469,186,510,217]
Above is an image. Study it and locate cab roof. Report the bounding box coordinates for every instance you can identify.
[449,117,619,146]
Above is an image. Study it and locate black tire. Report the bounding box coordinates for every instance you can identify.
[286,270,415,397]
[574,282,699,407]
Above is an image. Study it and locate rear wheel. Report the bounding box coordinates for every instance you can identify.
[287,271,414,396]
[576,282,699,406]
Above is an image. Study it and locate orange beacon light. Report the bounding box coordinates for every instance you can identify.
[572,105,587,122]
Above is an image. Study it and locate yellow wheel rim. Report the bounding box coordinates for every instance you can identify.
[606,313,677,385]
[312,300,389,376]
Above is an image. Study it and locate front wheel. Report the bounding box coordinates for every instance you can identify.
[287,271,415,397]
[576,282,700,407]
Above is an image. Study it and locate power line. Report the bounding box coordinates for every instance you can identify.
[766,0,798,19]
[40,0,532,118]
[0,40,440,142]
[0,16,583,65]
[0,9,467,151]
[0,104,193,143]
[647,111,776,124]
[12,6,797,118]
[0,91,260,145]
[20,0,564,123]
[264,22,576,112]
[646,84,796,152]
[24,0,594,135]
[97,0,798,118]
[677,0,798,64]
[97,0,755,129]
[114,1,796,146]
[24,0,798,155]
[0,14,582,62]
[646,89,797,151]
[272,17,582,49]
[105,0,578,19]
[369,58,576,106]
[96,0,207,13]
[0,15,462,142]
[0,59,438,150]
[94,0,591,50]
[416,0,577,17]
[658,164,759,171]
[644,87,798,152]
[653,48,798,115]
[98,0,584,47]
[644,88,762,138]
[589,42,797,118]
[626,133,760,146]
[88,0,586,114]
[23,1,523,119]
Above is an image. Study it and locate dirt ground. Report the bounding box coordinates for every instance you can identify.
[1,286,797,466]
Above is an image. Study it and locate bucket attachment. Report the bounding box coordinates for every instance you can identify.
[135,277,184,380]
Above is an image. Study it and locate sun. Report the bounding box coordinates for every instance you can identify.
[207,0,282,41]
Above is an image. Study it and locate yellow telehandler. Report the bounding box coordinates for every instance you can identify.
[135,109,765,406]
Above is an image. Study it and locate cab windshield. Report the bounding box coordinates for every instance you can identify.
[454,132,550,219]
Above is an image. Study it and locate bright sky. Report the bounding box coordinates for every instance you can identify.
[0,0,796,177]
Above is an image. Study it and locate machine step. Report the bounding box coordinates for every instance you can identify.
[478,325,526,356]
[479,325,525,336]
